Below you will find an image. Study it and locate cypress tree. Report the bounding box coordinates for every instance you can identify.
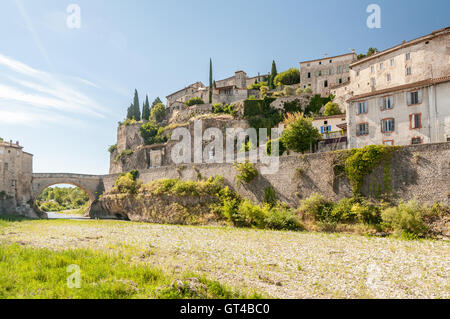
[209,58,213,103]
[270,60,278,89]
[142,95,150,121]
[126,104,133,120]
[133,89,141,120]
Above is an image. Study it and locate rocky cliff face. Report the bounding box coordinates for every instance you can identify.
[90,193,225,225]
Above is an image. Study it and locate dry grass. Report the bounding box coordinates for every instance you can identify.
[1,218,449,299]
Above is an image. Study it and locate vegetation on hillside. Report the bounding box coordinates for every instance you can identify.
[280,113,322,153]
[273,68,300,86]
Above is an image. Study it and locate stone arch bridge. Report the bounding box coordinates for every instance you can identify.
[31,173,105,217]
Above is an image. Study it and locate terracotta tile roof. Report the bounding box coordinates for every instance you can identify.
[347,75,450,102]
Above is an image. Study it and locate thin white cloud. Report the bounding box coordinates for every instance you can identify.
[0,53,108,124]
[0,108,80,127]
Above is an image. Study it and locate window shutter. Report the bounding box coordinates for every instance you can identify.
[356,126,360,136]
[380,98,384,110]
[418,90,423,103]
[392,119,395,132]
[407,92,412,105]
[381,120,384,132]
[329,125,332,132]
[409,114,413,129]
[390,96,394,107]
[321,127,324,134]
[365,123,369,134]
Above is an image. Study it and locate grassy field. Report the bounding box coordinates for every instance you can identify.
[0,216,449,299]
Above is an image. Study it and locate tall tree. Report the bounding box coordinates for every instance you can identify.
[209,58,213,103]
[142,95,150,121]
[132,89,141,120]
[126,104,133,120]
[270,60,278,89]
[151,97,162,108]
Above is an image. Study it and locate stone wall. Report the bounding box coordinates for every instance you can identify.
[103,142,450,209]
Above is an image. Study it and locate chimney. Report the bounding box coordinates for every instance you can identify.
[16,141,19,146]
[351,49,355,53]
[324,53,328,58]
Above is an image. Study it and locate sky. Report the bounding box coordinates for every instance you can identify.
[0,0,449,175]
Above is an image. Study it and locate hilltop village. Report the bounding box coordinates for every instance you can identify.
[109,27,450,173]
[1,27,449,240]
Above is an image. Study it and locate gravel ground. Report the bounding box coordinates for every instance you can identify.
[1,219,449,299]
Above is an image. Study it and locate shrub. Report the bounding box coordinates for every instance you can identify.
[264,205,303,231]
[264,186,277,206]
[235,200,267,228]
[248,95,257,100]
[283,86,295,96]
[330,197,358,223]
[304,86,312,94]
[108,144,117,153]
[296,87,304,96]
[351,200,381,225]
[298,193,334,222]
[150,103,167,123]
[248,81,267,90]
[259,86,268,99]
[140,121,168,145]
[213,103,236,116]
[381,200,429,237]
[234,161,258,186]
[114,172,142,194]
[273,68,300,86]
[266,138,286,156]
[185,97,205,107]
[323,102,342,116]
[281,113,322,153]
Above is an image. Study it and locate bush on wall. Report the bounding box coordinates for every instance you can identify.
[185,97,205,107]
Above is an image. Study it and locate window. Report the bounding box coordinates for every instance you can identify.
[356,101,368,114]
[383,140,394,146]
[321,125,332,133]
[381,118,395,133]
[356,71,360,77]
[380,96,394,110]
[371,65,374,73]
[390,58,395,66]
[371,78,376,87]
[0,147,3,155]
[307,63,310,67]
[406,52,411,61]
[307,72,311,78]
[406,67,412,76]
[410,113,422,129]
[357,123,369,136]
[329,60,333,63]
[407,90,422,105]
[411,137,422,145]
[387,74,391,82]
[4,163,8,171]
[328,68,333,75]
[319,61,322,65]
[379,63,383,70]
[324,80,328,88]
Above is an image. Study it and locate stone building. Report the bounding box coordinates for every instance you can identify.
[166,71,266,110]
[312,114,348,152]
[0,139,34,215]
[345,27,450,148]
[299,52,357,97]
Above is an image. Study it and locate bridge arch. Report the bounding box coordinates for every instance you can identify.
[31,173,104,217]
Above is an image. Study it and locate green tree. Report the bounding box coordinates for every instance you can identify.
[274,68,300,86]
[269,60,278,89]
[357,47,379,60]
[323,102,342,116]
[132,89,141,120]
[281,113,322,153]
[150,103,167,123]
[209,58,213,103]
[126,104,133,120]
[142,95,151,121]
[151,97,162,108]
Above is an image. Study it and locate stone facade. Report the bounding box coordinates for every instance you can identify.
[0,140,34,216]
[299,52,357,97]
[166,71,267,111]
[345,27,450,148]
